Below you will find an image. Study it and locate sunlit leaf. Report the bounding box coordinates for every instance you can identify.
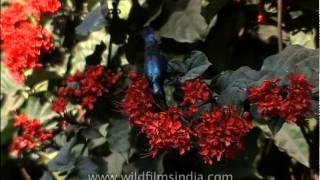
[0,63,24,95]
[158,0,214,43]
[107,119,131,159]
[24,96,58,123]
[1,94,25,132]
[274,124,310,167]
[75,7,107,37]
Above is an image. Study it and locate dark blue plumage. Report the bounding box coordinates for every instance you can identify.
[142,28,167,107]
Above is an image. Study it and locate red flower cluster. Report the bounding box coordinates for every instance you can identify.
[248,74,312,123]
[0,0,61,82]
[122,73,192,156]
[279,74,313,123]
[52,65,122,113]
[247,79,282,118]
[140,107,192,157]
[121,72,155,125]
[194,106,253,165]
[122,73,252,162]
[181,79,210,116]
[10,114,53,155]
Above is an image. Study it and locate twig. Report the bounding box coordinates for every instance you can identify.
[79,139,90,156]
[107,0,119,65]
[76,107,86,124]
[277,0,283,52]
[107,34,113,65]
[300,126,313,147]
[20,167,31,180]
[288,164,296,180]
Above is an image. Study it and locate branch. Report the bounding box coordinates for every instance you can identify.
[277,0,283,52]
[20,167,31,180]
[300,126,313,147]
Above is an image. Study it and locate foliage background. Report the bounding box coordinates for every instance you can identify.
[0,0,319,179]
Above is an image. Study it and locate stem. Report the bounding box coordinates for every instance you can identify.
[300,126,313,147]
[107,0,119,66]
[79,139,90,156]
[263,139,273,155]
[20,167,31,180]
[107,35,113,65]
[277,0,283,52]
[76,107,86,123]
[288,163,296,180]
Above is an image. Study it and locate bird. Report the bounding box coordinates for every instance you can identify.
[142,27,167,108]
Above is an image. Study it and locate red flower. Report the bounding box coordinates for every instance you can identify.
[52,65,122,112]
[247,79,282,118]
[13,114,28,127]
[181,79,210,116]
[0,0,60,82]
[140,107,192,157]
[279,74,312,123]
[122,73,253,162]
[10,115,53,155]
[29,0,61,14]
[248,74,313,123]
[194,106,252,165]
[121,72,154,125]
[52,98,67,113]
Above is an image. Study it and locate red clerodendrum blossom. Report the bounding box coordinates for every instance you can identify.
[279,74,313,123]
[0,0,61,82]
[181,79,210,116]
[248,74,313,123]
[52,65,122,113]
[122,73,192,156]
[121,72,155,126]
[10,114,53,156]
[140,107,192,157]
[247,79,282,118]
[194,106,253,165]
[122,74,253,164]
[29,0,62,14]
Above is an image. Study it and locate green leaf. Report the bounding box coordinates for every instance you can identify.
[169,51,212,82]
[81,126,103,139]
[47,52,70,77]
[74,157,99,178]
[48,138,77,172]
[39,171,53,180]
[24,96,58,123]
[214,66,259,92]
[164,85,177,106]
[1,94,25,132]
[274,123,310,167]
[289,29,316,49]
[54,133,68,147]
[107,119,131,159]
[69,29,112,74]
[75,7,107,37]
[215,45,318,121]
[181,51,212,82]
[260,45,319,85]
[158,0,216,43]
[0,63,24,95]
[253,119,284,139]
[201,0,229,24]
[201,129,262,179]
[104,152,127,175]
[217,81,247,107]
[25,69,60,89]
[122,153,166,175]
[33,80,49,93]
